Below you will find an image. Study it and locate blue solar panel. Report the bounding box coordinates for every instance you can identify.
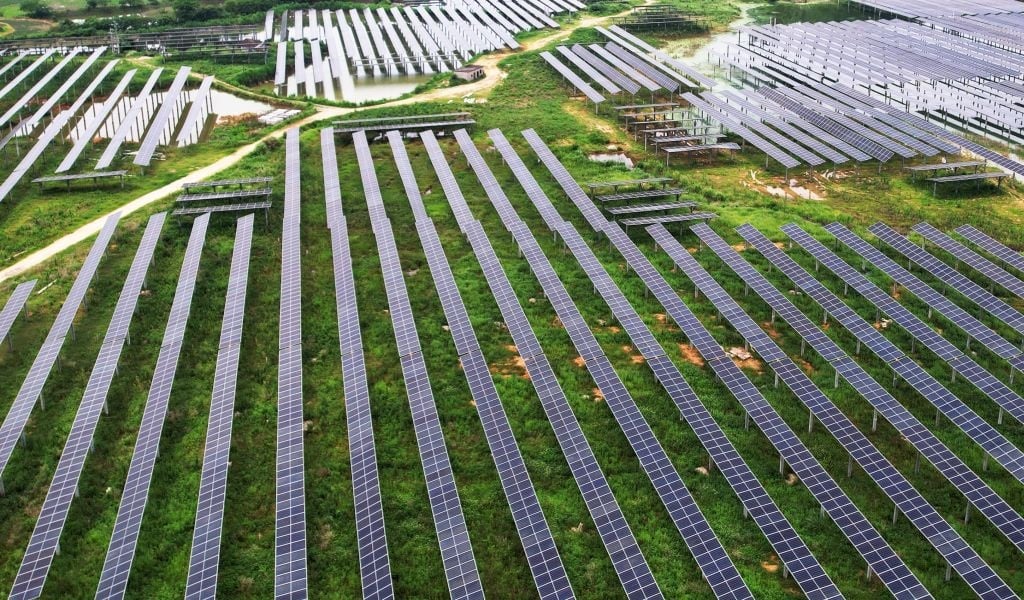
[353,130,484,600]
[825,223,1024,372]
[0,280,35,351]
[912,222,1024,301]
[871,222,1024,340]
[97,213,210,600]
[458,129,748,600]
[397,131,574,600]
[694,223,1024,582]
[184,215,254,600]
[518,128,843,600]
[276,128,309,600]
[955,225,1024,276]
[0,214,120,490]
[771,224,1024,486]
[11,213,165,600]
[321,129,393,599]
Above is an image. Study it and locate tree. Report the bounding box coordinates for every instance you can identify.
[172,0,198,21]
[20,0,54,18]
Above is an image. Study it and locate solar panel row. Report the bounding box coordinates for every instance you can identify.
[184,215,255,600]
[321,128,394,600]
[398,131,574,600]
[685,223,1019,592]
[134,67,192,166]
[96,213,210,600]
[11,213,165,600]
[96,68,164,170]
[0,280,35,351]
[0,214,120,487]
[955,225,1024,276]
[276,128,309,600]
[353,130,484,600]
[56,69,137,174]
[770,223,1024,554]
[517,128,843,600]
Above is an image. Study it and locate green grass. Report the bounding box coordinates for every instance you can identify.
[1,6,1024,599]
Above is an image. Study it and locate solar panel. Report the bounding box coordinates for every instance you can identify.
[10,213,165,600]
[698,93,826,166]
[96,68,164,170]
[539,52,606,104]
[516,128,843,600]
[96,213,209,600]
[0,61,117,204]
[275,43,288,86]
[353,130,484,599]
[183,214,254,600]
[134,67,192,166]
[0,213,120,488]
[783,224,1024,486]
[603,42,678,91]
[394,131,574,600]
[176,76,215,147]
[587,44,659,91]
[321,130,394,599]
[570,44,641,95]
[770,223,1024,554]
[683,92,802,169]
[870,222,1024,339]
[14,48,106,135]
[173,202,272,217]
[0,49,81,129]
[955,225,1024,275]
[177,189,273,203]
[687,223,1024,586]
[825,223,1024,370]
[275,128,308,600]
[0,280,35,350]
[912,222,1024,300]
[554,46,621,94]
[0,50,56,104]
[56,69,136,174]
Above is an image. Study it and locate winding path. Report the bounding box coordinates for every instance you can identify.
[0,8,631,284]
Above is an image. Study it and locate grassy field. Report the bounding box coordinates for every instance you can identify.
[0,3,1024,600]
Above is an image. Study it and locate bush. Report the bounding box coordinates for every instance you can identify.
[20,0,54,18]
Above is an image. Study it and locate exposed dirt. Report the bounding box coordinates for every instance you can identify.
[679,343,705,367]
[592,387,604,402]
[572,356,586,368]
[761,555,781,573]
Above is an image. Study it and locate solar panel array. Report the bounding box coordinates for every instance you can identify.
[134,66,192,167]
[276,128,309,600]
[96,68,164,170]
[11,213,165,600]
[825,223,1024,374]
[539,52,605,104]
[779,224,1024,486]
[398,131,574,600]
[0,214,120,486]
[683,92,801,169]
[10,48,106,135]
[770,223,1024,554]
[176,76,215,147]
[470,131,753,599]
[913,222,1024,301]
[96,213,210,600]
[0,61,117,203]
[0,49,81,129]
[686,223,1022,589]
[352,130,484,599]
[0,51,51,104]
[184,215,255,600]
[516,128,843,600]
[955,225,1024,275]
[56,69,137,174]
[320,129,393,599]
[870,222,1024,341]
[0,280,35,349]
[447,192,662,600]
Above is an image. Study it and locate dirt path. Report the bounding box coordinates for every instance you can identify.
[0,7,635,284]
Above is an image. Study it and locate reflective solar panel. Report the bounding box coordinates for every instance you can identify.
[870,222,1024,341]
[684,93,802,169]
[0,49,81,129]
[276,128,309,600]
[134,67,192,166]
[11,213,165,600]
[395,131,574,600]
[0,214,120,486]
[955,225,1024,276]
[353,130,484,600]
[570,44,641,95]
[97,213,209,600]
[322,129,393,599]
[554,46,621,94]
[825,223,1024,370]
[176,76,215,147]
[96,68,164,171]
[57,68,136,174]
[13,48,106,135]
[0,280,35,350]
[694,222,1024,580]
[184,215,255,600]
[643,224,926,599]
[540,52,605,104]
[518,128,843,600]
[912,222,1024,300]
[781,224,1024,487]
